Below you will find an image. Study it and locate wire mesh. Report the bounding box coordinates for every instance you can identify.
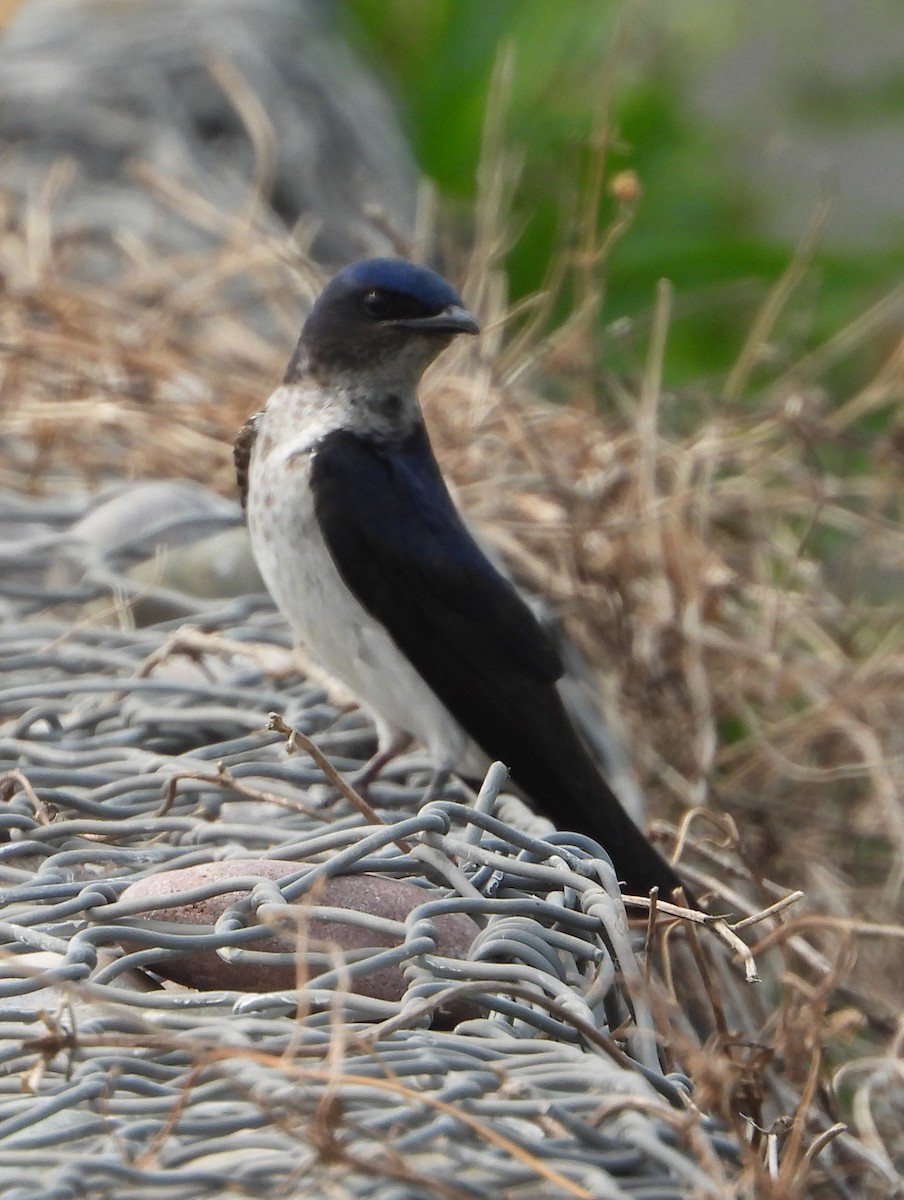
[0,486,741,1199]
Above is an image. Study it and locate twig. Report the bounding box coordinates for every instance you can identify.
[267,713,413,856]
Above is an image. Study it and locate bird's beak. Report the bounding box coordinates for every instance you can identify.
[391,304,480,336]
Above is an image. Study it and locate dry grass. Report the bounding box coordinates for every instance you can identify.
[2,153,904,1195]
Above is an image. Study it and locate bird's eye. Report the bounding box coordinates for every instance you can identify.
[362,290,394,319]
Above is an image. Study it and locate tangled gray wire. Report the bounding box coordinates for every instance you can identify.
[0,486,739,1199]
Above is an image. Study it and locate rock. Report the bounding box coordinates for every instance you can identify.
[115,860,479,1010]
[71,481,239,563]
[0,0,417,269]
[128,527,264,606]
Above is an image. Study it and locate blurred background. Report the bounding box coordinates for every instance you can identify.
[345,0,904,388]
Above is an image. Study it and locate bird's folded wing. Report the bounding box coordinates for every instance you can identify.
[310,427,691,901]
[310,427,564,745]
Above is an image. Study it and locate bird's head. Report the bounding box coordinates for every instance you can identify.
[292,258,479,385]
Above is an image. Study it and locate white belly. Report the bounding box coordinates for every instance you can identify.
[247,414,477,773]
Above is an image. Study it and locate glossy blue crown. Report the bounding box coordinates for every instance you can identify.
[337,258,464,309]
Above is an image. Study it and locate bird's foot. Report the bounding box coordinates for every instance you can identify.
[348,732,413,799]
[421,768,452,804]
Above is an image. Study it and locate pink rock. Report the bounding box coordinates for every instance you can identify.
[116,860,478,1009]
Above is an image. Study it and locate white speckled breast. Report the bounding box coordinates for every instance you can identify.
[246,383,480,773]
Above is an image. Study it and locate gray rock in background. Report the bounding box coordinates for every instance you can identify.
[0,0,418,266]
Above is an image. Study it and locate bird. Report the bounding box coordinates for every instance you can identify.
[235,257,689,901]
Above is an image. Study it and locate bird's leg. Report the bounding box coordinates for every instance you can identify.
[421,767,452,803]
[349,729,412,799]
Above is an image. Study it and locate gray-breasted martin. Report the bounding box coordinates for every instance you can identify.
[236,257,687,900]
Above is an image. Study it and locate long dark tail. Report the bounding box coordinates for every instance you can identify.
[503,694,689,901]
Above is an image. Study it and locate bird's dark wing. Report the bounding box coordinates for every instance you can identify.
[311,426,562,689]
[234,411,261,511]
[311,426,686,898]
